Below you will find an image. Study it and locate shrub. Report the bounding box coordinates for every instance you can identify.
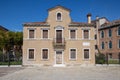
[96,53,105,64]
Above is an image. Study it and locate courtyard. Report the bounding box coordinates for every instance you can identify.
[0,66,120,80]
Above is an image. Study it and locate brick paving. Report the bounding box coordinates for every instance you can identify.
[0,66,120,80]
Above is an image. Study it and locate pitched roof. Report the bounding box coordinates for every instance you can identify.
[99,19,120,29]
[69,22,95,27]
[48,5,71,12]
[23,22,50,26]
[0,25,8,31]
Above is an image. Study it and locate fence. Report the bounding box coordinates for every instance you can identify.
[0,50,22,66]
[95,53,120,64]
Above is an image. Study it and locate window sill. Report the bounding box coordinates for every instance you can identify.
[41,59,49,61]
[27,59,36,61]
[69,59,77,61]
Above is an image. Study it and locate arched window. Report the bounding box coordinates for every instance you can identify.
[101,31,104,38]
[101,42,104,49]
[57,13,61,21]
[108,29,112,37]
[109,41,112,49]
[118,26,120,35]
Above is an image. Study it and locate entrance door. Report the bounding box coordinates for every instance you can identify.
[56,51,63,64]
[56,30,62,43]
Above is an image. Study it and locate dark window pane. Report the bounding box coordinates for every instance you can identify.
[84,49,89,59]
[43,30,48,38]
[42,49,48,59]
[70,30,75,39]
[29,49,34,59]
[70,49,76,59]
[29,30,34,38]
[57,13,61,21]
[84,30,89,39]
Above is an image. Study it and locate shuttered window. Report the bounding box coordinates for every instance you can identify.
[42,49,48,60]
[43,30,48,39]
[29,49,34,59]
[29,30,34,38]
[84,30,89,39]
[84,49,89,59]
[70,30,76,39]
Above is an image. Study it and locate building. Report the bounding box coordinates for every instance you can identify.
[23,6,96,67]
[0,25,8,32]
[98,19,120,59]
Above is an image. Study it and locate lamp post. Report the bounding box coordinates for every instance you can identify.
[105,41,109,65]
[8,38,14,67]
[119,53,120,64]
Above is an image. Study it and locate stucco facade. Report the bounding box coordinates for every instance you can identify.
[23,6,96,66]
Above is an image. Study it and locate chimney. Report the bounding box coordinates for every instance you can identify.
[87,13,92,24]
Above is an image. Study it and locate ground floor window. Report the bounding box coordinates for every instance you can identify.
[84,49,89,59]
[28,49,34,59]
[42,49,49,60]
[70,49,76,60]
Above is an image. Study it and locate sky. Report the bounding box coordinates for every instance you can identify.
[0,0,120,31]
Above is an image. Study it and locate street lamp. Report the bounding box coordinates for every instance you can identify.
[105,41,109,65]
[8,38,14,66]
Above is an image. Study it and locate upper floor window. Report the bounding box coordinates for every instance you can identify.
[101,42,104,49]
[57,13,62,21]
[70,30,76,39]
[117,26,120,36]
[108,29,112,37]
[83,30,89,39]
[29,29,35,39]
[42,30,48,39]
[101,31,104,38]
[109,41,112,49]
[118,39,120,48]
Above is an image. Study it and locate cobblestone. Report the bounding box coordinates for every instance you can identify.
[0,66,120,80]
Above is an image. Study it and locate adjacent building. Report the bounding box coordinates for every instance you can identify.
[98,19,120,59]
[23,6,96,66]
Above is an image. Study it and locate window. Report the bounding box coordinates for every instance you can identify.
[42,49,48,60]
[108,29,112,37]
[83,30,89,39]
[109,41,112,49]
[70,30,76,39]
[57,13,61,21]
[42,30,48,39]
[118,27,120,36]
[28,49,34,59]
[29,30,35,38]
[70,49,76,60]
[101,42,104,49]
[101,31,104,38]
[95,34,97,39]
[109,53,112,59]
[84,49,89,59]
[118,39,120,48]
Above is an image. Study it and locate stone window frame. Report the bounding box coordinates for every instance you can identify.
[108,29,112,37]
[56,11,62,21]
[69,48,77,60]
[27,28,36,39]
[27,48,35,60]
[41,48,49,60]
[83,48,90,60]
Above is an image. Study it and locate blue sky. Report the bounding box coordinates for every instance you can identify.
[0,0,120,31]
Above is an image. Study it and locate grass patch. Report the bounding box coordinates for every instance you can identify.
[108,60,119,64]
[0,61,22,65]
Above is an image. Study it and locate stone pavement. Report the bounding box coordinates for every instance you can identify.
[0,66,120,80]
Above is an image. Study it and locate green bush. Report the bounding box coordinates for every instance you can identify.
[96,53,105,64]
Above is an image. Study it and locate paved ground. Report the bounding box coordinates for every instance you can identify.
[0,66,120,80]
